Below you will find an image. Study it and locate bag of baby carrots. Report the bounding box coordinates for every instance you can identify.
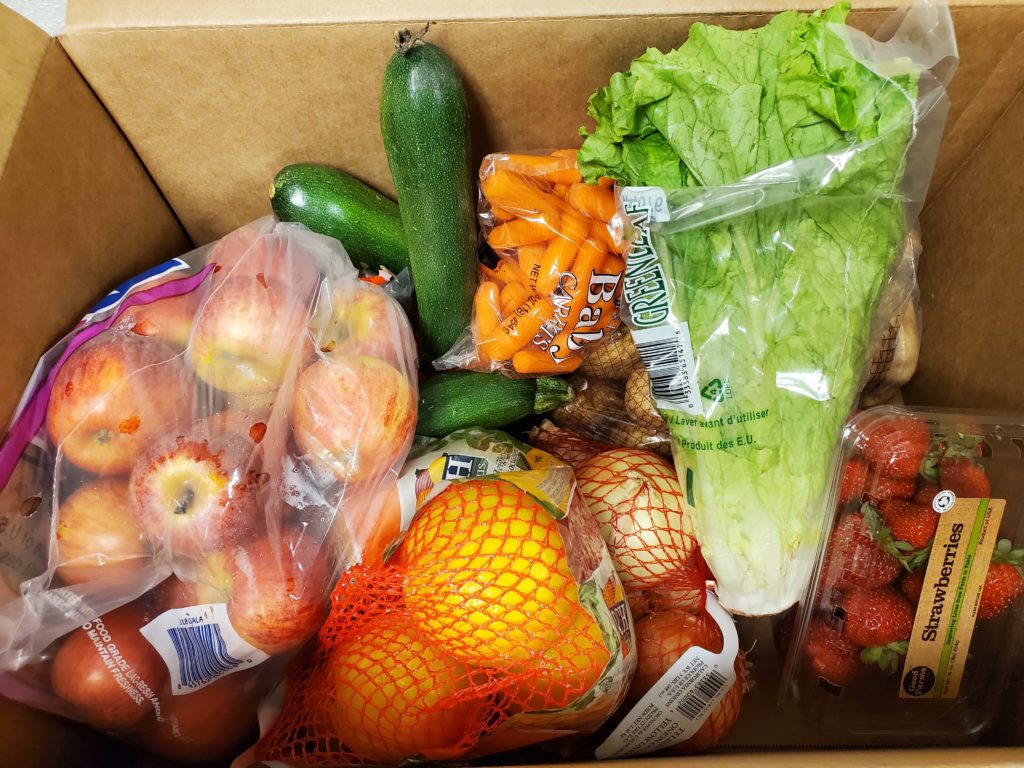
[437,150,626,377]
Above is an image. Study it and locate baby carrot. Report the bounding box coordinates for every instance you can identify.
[478,294,555,362]
[517,245,546,291]
[500,282,530,315]
[565,239,608,327]
[490,204,516,222]
[499,152,582,185]
[537,236,578,296]
[481,169,562,220]
[487,216,556,250]
[512,347,583,375]
[474,282,502,339]
[591,218,618,254]
[553,183,570,198]
[597,176,616,189]
[560,213,591,247]
[568,183,616,222]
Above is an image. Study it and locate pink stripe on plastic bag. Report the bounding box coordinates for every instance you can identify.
[0,265,214,489]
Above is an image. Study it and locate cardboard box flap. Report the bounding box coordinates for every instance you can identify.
[0,5,51,178]
[64,0,1011,31]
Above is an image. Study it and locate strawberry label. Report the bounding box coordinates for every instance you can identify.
[594,591,737,759]
[900,497,1005,699]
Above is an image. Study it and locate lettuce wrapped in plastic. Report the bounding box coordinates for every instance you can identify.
[579,3,954,614]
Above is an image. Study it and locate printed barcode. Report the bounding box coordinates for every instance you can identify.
[636,333,693,407]
[675,669,728,720]
[167,623,243,689]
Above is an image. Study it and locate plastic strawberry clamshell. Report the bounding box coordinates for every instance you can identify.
[779,405,1024,744]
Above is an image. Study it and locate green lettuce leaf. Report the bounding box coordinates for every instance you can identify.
[579,5,922,615]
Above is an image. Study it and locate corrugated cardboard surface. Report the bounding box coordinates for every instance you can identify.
[0,9,190,428]
[0,5,49,174]
[62,0,1024,29]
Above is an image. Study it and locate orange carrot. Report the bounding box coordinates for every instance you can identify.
[560,213,591,247]
[481,169,562,220]
[490,204,516,222]
[512,347,583,375]
[493,155,581,186]
[474,282,502,339]
[553,183,570,198]
[516,245,546,292]
[487,216,556,250]
[597,176,616,189]
[565,239,608,327]
[591,218,618,254]
[478,294,555,362]
[568,183,616,222]
[538,236,578,296]
[551,149,579,160]
[500,282,530,315]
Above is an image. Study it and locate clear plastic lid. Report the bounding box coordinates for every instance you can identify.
[780,405,1024,743]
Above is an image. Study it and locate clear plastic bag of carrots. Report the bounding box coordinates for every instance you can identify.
[437,150,626,377]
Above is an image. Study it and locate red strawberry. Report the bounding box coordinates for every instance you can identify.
[822,511,901,591]
[977,539,1024,620]
[899,570,925,606]
[839,458,868,505]
[804,619,862,686]
[862,504,931,572]
[861,418,930,480]
[914,482,940,506]
[864,474,917,504]
[840,586,914,648]
[939,458,990,498]
[879,499,939,551]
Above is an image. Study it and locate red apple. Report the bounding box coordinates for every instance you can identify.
[50,602,168,731]
[47,333,192,475]
[131,430,263,562]
[291,355,415,483]
[189,274,312,394]
[149,575,229,610]
[206,220,320,289]
[55,479,150,585]
[118,291,198,350]
[212,536,333,655]
[138,669,261,763]
[312,281,415,365]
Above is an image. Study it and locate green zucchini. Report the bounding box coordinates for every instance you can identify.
[380,28,477,360]
[417,371,573,437]
[270,163,409,273]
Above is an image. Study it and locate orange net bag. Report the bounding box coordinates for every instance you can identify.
[254,431,635,766]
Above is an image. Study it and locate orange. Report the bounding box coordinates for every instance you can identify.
[507,608,610,712]
[330,624,488,764]
[400,478,579,668]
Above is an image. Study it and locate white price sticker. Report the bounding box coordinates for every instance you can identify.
[140,603,269,695]
[595,592,738,759]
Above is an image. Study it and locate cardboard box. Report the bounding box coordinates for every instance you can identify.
[1,0,1022,765]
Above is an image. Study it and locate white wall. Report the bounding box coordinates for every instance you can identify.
[2,0,65,35]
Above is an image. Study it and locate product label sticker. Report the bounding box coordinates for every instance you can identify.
[632,324,703,416]
[620,187,672,330]
[620,187,671,224]
[900,497,1005,699]
[140,603,269,695]
[595,591,738,759]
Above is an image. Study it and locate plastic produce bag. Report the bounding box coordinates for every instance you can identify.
[252,429,635,767]
[581,1,956,616]
[0,216,418,762]
[437,150,626,376]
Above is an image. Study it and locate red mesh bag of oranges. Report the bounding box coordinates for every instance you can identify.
[437,150,626,377]
[0,217,418,763]
[251,429,636,766]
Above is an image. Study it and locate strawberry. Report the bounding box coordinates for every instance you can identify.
[840,586,914,673]
[822,511,901,590]
[913,481,940,506]
[861,418,930,480]
[838,458,868,505]
[899,570,925,606]
[879,499,939,551]
[863,504,931,572]
[864,474,917,504]
[977,539,1024,620]
[939,457,990,498]
[804,618,861,686]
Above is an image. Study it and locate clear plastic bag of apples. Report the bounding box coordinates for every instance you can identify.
[0,217,418,763]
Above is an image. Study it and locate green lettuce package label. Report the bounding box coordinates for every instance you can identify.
[587,4,954,614]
